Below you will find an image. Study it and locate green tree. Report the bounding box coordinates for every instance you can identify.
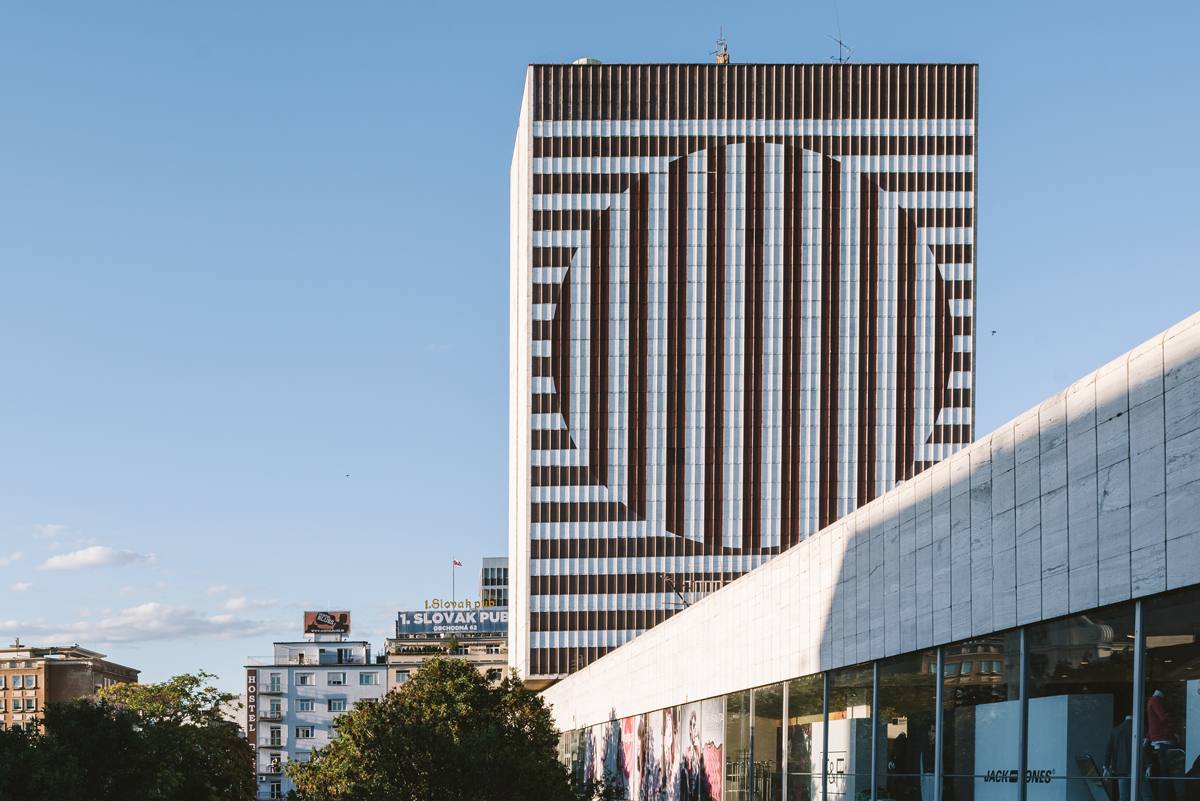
[287,657,618,801]
[0,672,254,801]
[97,669,233,725]
[99,670,254,801]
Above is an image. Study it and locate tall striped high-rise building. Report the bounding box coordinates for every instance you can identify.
[510,62,978,685]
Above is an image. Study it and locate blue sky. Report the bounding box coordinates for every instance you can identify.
[1,1,1198,693]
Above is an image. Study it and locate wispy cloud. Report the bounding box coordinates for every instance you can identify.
[0,552,22,567]
[0,604,286,645]
[33,524,69,540]
[11,583,32,593]
[222,597,278,612]
[39,546,156,571]
[207,583,258,596]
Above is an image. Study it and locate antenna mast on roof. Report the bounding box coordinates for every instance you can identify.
[827,3,853,63]
[713,28,729,64]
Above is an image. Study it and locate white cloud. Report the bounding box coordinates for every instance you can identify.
[38,546,154,571]
[11,583,32,593]
[33,524,69,539]
[221,597,278,612]
[207,584,244,596]
[0,603,286,645]
[0,552,22,567]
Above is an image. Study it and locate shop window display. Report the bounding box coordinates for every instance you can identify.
[728,692,753,801]
[941,632,1021,801]
[827,665,875,801]
[788,675,826,801]
[1144,587,1200,801]
[1027,602,1136,801]
[755,684,785,801]
[878,651,939,801]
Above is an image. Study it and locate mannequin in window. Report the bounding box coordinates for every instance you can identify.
[919,723,936,801]
[1105,715,1152,801]
[1148,690,1179,801]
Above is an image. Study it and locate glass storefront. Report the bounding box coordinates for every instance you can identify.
[557,585,1200,801]
[942,633,1020,801]
[789,675,826,801]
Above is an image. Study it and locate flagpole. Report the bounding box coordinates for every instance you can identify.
[452,561,456,605]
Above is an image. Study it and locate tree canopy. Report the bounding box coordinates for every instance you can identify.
[0,671,254,801]
[287,657,620,801]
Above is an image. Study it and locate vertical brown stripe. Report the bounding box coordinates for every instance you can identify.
[666,156,689,537]
[550,266,572,433]
[704,142,727,552]
[587,210,610,486]
[780,145,804,549]
[895,207,918,480]
[930,259,955,442]
[627,178,650,519]
[856,175,879,506]
[743,141,766,551]
[818,155,842,530]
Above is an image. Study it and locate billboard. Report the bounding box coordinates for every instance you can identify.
[396,607,507,635]
[304,611,351,634]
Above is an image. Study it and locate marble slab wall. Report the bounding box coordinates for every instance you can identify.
[541,311,1200,732]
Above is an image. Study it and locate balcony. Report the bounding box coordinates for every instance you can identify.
[248,653,366,667]
[259,683,285,694]
[259,710,283,721]
[262,762,283,775]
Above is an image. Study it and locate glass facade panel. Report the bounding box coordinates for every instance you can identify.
[756,684,785,801]
[1145,587,1200,801]
[787,675,825,801]
[941,632,1021,801]
[829,665,876,801]
[879,651,939,801]
[728,692,753,801]
[1028,602,1136,801]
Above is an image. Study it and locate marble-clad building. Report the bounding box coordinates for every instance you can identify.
[545,311,1200,801]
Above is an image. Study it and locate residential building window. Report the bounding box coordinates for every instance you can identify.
[268,699,282,715]
[24,699,36,711]
[297,699,314,712]
[0,675,5,688]
[296,673,314,686]
[328,698,347,712]
[396,670,410,684]
[269,780,282,799]
[11,676,22,689]
[295,726,314,739]
[269,672,283,690]
[23,675,35,688]
[359,672,379,685]
[268,726,282,747]
[327,672,345,686]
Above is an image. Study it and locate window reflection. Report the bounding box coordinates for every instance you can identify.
[879,651,939,801]
[1028,603,1136,801]
[942,632,1020,801]
[827,666,875,801]
[1145,587,1200,801]
[756,684,785,801]
[788,675,825,801]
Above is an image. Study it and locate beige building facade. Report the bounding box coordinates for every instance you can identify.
[0,639,139,731]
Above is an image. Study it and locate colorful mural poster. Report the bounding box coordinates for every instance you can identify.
[680,703,703,801]
[701,698,725,801]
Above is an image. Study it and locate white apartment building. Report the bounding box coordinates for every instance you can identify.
[246,614,383,800]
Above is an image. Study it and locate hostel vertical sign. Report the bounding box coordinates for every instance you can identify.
[246,669,257,768]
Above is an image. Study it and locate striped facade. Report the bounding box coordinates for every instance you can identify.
[510,64,978,682]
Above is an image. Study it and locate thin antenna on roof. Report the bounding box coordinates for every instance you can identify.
[713,27,729,64]
[827,3,854,63]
